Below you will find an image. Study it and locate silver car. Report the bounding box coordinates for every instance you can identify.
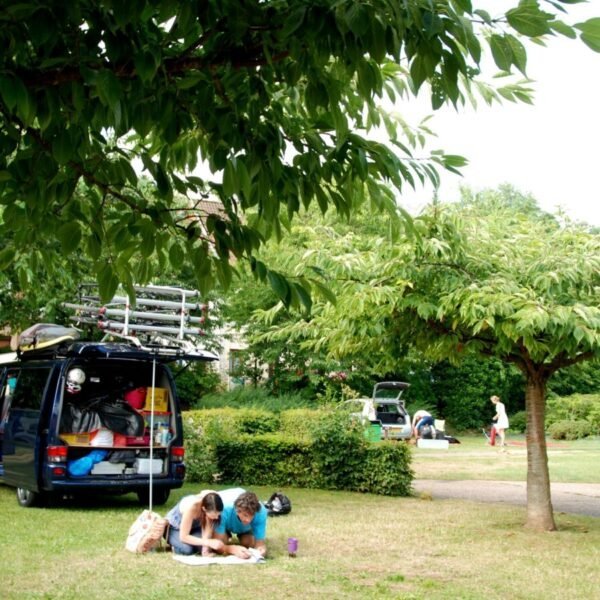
[347,381,412,441]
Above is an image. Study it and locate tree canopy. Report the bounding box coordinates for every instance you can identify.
[2,0,599,302]
[260,187,599,530]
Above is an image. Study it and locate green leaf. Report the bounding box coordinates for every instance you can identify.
[250,257,268,281]
[223,159,238,197]
[311,279,337,306]
[267,270,290,303]
[575,18,600,52]
[169,243,185,269]
[58,222,82,254]
[345,3,369,37]
[134,50,158,83]
[96,70,122,110]
[473,9,492,25]
[86,234,102,261]
[550,20,576,39]
[176,73,205,90]
[506,4,551,37]
[0,247,16,270]
[237,159,252,201]
[490,35,513,72]
[293,282,313,313]
[17,87,35,126]
[52,130,72,164]
[0,75,26,111]
[505,35,527,75]
[154,164,172,200]
[410,55,428,92]
[451,0,472,12]
[139,220,156,258]
[98,263,119,303]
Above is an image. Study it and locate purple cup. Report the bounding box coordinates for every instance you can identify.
[287,537,298,556]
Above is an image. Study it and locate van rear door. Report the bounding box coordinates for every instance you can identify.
[2,365,54,491]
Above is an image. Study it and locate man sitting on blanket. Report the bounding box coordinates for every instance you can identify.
[214,487,268,558]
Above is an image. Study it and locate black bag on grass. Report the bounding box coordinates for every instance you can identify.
[265,492,292,516]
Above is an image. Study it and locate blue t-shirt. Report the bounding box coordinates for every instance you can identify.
[215,500,268,541]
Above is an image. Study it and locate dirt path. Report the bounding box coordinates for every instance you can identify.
[412,479,600,517]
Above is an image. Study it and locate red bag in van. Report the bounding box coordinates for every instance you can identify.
[124,387,146,410]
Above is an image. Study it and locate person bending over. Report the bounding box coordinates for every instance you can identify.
[214,488,268,558]
[412,409,434,442]
[165,490,225,556]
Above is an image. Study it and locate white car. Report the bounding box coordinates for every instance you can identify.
[346,381,412,441]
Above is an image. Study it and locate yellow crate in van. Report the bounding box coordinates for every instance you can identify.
[59,433,92,446]
[143,387,169,412]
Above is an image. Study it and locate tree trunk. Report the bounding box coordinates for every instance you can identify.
[525,374,556,531]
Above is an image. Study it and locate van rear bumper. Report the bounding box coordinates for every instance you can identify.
[44,477,184,494]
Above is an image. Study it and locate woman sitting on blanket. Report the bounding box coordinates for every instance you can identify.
[165,490,226,555]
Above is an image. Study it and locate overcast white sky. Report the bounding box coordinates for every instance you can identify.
[393,1,600,226]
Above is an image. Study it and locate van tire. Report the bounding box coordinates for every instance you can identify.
[137,488,170,507]
[16,488,44,508]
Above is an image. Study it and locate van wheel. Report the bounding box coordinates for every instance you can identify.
[16,488,44,508]
[137,488,170,507]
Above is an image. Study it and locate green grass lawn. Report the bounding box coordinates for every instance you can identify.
[412,434,600,483]
[1,438,598,599]
[1,476,599,599]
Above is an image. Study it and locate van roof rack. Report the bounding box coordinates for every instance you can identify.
[62,283,218,360]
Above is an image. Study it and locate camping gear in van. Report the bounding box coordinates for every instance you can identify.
[124,387,147,410]
[90,428,114,447]
[143,388,169,412]
[135,458,163,474]
[91,461,126,475]
[59,432,93,446]
[60,397,144,436]
[67,449,109,477]
[60,403,103,434]
[93,398,145,436]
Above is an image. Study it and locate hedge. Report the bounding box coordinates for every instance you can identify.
[183,408,413,496]
[548,419,594,441]
[185,408,279,437]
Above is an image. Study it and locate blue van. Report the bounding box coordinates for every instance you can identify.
[0,340,215,507]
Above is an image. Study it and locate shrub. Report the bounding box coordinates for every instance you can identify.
[183,426,219,483]
[183,407,414,495]
[361,442,413,496]
[215,434,314,487]
[546,393,600,437]
[509,411,527,433]
[278,408,328,438]
[186,408,279,437]
[309,411,368,491]
[548,419,594,440]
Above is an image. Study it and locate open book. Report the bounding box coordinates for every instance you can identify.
[173,547,265,566]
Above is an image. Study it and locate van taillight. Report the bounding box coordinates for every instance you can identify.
[171,446,185,462]
[47,446,68,463]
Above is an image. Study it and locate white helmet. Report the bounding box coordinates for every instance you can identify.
[66,368,86,393]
